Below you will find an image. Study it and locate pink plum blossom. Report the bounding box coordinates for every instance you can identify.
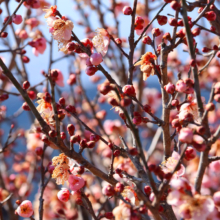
[16,200,34,218]
[32,37,47,56]
[161,151,185,177]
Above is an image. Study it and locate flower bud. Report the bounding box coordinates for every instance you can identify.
[168,18,177,26]
[176,79,187,93]
[192,27,200,37]
[204,11,216,21]
[213,192,220,207]
[179,128,193,144]
[163,32,171,41]
[23,81,30,90]
[189,59,196,67]
[129,148,138,156]
[35,147,43,156]
[65,105,76,113]
[22,102,30,111]
[135,16,144,25]
[184,146,196,161]
[108,97,119,106]
[157,15,167,26]
[0,93,9,101]
[122,85,136,96]
[57,188,70,202]
[171,99,179,107]
[12,14,23,25]
[120,97,132,107]
[80,139,87,148]
[22,56,30,63]
[76,198,83,205]
[102,184,115,197]
[202,47,211,53]
[67,74,76,85]
[152,28,161,37]
[66,42,76,51]
[114,182,124,193]
[1,32,8,38]
[143,104,151,113]
[170,1,181,10]
[60,132,66,140]
[164,82,175,94]
[49,130,57,137]
[70,134,81,143]
[123,6,132,15]
[105,212,114,219]
[144,186,151,196]
[87,141,96,149]
[90,53,103,66]
[214,94,220,102]
[113,150,120,157]
[210,26,216,32]
[67,124,75,136]
[90,134,100,142]
[133,116,142,125]
[75,166,85,175]
[142,36,152,45]
[115,38,122,45]
[85,66,98,76]
[205,103,215,111]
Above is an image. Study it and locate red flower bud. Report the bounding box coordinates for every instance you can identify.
[23,81,30,90]
[157,15,167,26]
[164,82,175,94]
[142,36,152,45]
[123,6,132,15]
[85,66,98,76]
[129,148,138,156]
[115,38,122,45]
[67,124,75,136]
[60,132,66,140]
[113,150,120,157]
[133,116,142,125]
[189,59,196,67]
[66,42,77,51]
[191,27,200,37]
[168,18,177,26]
[70,135,81,143]
[143,104,151,113]
[75,166,85,175]
[90,134,100,142]
[205,103,215,111]
[1,32,8,38]
[49,130,57,137]
[114,182,124,193]
[35,147,43,156]
[65,105,76,113]
[120,97,132,107]
[135,16,144,26]
[22,56,30,63]
[170,1,181,10]
[204,11,216,21]
[144,186,151,196]
[87,141,96,149]
[152,28,161,37]
[22,102,30,111]
[122,85,136,96]
[105,212,114,219]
